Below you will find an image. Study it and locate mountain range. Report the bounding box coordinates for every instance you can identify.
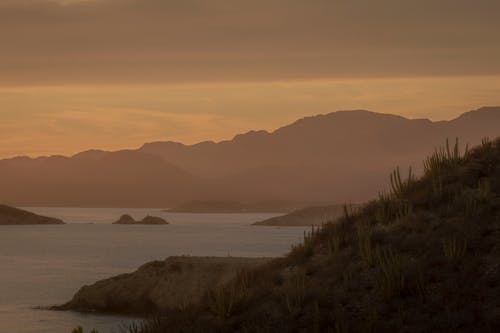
[1,106,499,207]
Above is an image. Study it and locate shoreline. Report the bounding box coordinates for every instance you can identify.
[54,256,274,316]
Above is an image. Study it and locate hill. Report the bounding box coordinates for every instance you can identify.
[2,107,500,207]
[57,257,271,315]
[0,205,64,225]
[75,137,500,332]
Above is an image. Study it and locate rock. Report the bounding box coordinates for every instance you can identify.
[140,215,169,225]
[55,256,271,315]
[112,214,136,224]
[112,214,169,225]
[0,204,65,225]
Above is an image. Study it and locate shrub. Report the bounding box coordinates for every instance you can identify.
[394,199,413,221]
[291,225,321,258]
[357,224,376,266]
[423,138,468,175]
[374,193,394,224]
[442,237,468,261]
[283,271,307,314]
[374,247,405,299]
[342,203,356,222]
[327,321,349,333]
[207,284,239,318]
[70,327,98,333]
[327,234,342,257]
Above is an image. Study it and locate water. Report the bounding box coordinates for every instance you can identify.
[0,208,308,333]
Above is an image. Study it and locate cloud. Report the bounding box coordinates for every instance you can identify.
[1,0,500,84]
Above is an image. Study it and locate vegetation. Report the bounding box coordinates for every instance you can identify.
[76,137,500,332]
[71,327,98,333]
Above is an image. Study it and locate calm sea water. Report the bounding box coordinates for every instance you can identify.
[0,208,308,333]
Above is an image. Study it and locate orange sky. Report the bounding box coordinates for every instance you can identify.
[1,0,500,158]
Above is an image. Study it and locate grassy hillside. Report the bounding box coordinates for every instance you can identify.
[79,138,500,333]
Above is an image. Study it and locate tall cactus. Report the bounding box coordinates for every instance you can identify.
[390,166,413,198]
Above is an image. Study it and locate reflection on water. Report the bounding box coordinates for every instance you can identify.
[0,208,308,333]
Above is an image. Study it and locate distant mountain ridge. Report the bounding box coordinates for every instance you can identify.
[0,150,198,207]
[1,107,499,207]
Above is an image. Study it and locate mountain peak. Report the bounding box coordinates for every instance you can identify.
[232,130,269,142]
[457,106,500,120]
[72,149,107,159]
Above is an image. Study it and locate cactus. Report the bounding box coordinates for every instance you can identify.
[283,271,307,314]
[424,138,468,175]
[207,285,237,318]
[357,224,376,266]
[390,166,414,198]
[374,247,405,299]
[442,237,467,260]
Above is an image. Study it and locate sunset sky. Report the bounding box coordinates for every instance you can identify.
[1,0,500,158]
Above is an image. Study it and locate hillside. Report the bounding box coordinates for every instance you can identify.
[0,205,64,225]
[57,257,271,315]
[2,107,500,207]
[84,137,499,332]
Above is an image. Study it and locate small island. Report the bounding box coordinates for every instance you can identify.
[0,204,65,225]
[113,214,169,225]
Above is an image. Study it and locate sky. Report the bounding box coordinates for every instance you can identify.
[1,0,500,158]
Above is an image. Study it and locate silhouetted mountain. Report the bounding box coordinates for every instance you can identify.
[140,107,500,203]
[0,150,198,207]
[1,107,499,207]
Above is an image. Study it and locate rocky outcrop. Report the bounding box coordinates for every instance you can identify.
[140,215,169,225]
[55,256,271,314]
[112,214,169,225]
[0,204,64,225]
[112,214,136,224]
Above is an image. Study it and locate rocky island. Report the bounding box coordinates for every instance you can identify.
[0,204,64,225]
[112,214,169,225]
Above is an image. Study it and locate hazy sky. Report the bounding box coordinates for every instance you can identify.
[1,0,500,157]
